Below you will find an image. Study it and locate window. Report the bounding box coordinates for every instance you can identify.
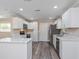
[0,23,11,32]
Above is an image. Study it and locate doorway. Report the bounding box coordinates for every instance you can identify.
[38,22,49,41]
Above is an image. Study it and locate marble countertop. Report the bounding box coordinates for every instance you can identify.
[0,37,32,43]
[56,34,79,41]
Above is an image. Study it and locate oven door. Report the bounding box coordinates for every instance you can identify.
[56,38,60,55]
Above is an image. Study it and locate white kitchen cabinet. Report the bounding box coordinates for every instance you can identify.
[12,18,23,29]
[62,9,71,28]
[27,40,32,59]
[12,19,23,29]
[56,35,79,59]
[12,17,29,29]
[71,8,79,27]
[60,40,79,59]
[62,8,79,28]
[0,39,32,59]
[57,9,71,28]
[56,18,62,29]
[28,23,33,29]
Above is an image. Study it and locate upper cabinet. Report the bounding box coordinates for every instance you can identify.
[62,8,79,28]
[28,23,33,29]
[12,18,23,29]
[56,9,71,29]
[12,17,29,29]
[56,18,62,29]
[62,9,71,28]
[70,8,79,27]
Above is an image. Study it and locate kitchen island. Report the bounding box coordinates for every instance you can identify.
[0,38,32,59]
[55,34,79,59]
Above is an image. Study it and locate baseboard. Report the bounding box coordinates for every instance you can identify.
[32,41,50,43]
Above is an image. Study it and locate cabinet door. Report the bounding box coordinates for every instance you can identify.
[62,9,71,28]
[28,23,33,29]
[12,18,23,29]
[71,8,79,27]
[27,40,32,59]
[57,18,62,29]
[62,8,79,28]
[0,43,27,59]
[61,41,79,59]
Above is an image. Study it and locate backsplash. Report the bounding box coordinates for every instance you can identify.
[12,30,32,39]
[0,32,12,38]
[65,28,79,36]
[12,30,22,39]
[66,28,79,32]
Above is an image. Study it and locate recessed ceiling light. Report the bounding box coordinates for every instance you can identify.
[0,15,4,18]
[54,5,58,8]
[19,8,23,11]
[34,10,40,11]
[24,0,32,1]
[30,17,34,20]
[49,17,52,19]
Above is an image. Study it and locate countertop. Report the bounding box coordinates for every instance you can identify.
[56,34,79,41]
[0,37,32,43]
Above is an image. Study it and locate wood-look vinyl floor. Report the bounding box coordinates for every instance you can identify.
[32,42,59,59]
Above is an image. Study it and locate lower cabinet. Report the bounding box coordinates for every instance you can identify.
[60,40,79,59]
[0,41,32,59]
[27,41,32,59]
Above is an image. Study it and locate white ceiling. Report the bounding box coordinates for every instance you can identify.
[0,0,78,21]
[72,0,79,7]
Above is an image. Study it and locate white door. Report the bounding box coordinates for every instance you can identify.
[39,23,49,41]
[32,22,38,41]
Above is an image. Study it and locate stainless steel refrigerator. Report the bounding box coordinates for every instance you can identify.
[48,24,61,46]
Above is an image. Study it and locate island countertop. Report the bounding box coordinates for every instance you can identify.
[0,37,32,59]
[56,34,79,41]
[0,37,32,43]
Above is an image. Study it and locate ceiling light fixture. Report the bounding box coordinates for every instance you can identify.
[34,10,40,11]
[54,5,58,8]
[24,0,32,1]
[49,17,52,19]
[30,17,34,20]
[0,15,4,18]
[19,8,23,11]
